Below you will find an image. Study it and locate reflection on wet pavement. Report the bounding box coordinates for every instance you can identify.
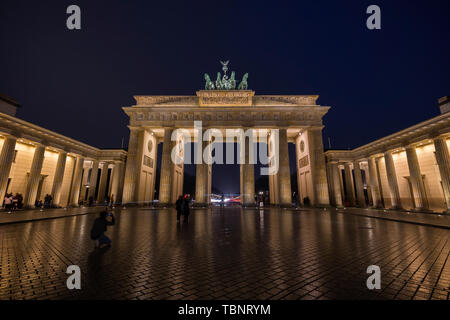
[0,207,449,300]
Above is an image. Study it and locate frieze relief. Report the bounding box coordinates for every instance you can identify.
[134,96,198,106]
[254,95,319,106]
[133,94,319,107]
[131,110,321,123]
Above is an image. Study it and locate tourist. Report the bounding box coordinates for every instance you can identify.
[175,195,183,222]
[35,199,43,208]
[90,211,115,249]
[44,194,52,208]
[88,196,94,207]
[303,196,311,207]
[109,194,114,209]
[183,195,191,223]
[12,194,19,210]
[17,193,23,209]
[4,194,13,212]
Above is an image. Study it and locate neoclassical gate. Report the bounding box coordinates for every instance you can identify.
[121,89,331,207]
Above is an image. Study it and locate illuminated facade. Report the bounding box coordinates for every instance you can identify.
[0,95,126,208]
[325,96,450,213]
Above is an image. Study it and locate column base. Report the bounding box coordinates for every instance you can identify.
[314,204,331,209]
[193,203,209,208]
[411,207,434,214]
[389,206,404,211]
[155,203,174,208]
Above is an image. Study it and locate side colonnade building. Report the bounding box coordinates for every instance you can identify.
[325,96,450,213]
[0,95,127,208]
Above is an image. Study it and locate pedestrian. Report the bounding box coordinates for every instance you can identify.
[35,199,43,208]
[17,193,23,209]
[183,195,191,223]
[44,194,51,208]
[109,194,114,209]
[4,194,12,212]
[175,195,183,222]
[88,196,94,207]
[90,211,115,249]
[12,194,18,210]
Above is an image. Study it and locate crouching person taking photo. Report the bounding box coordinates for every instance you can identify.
[90,211,115,249]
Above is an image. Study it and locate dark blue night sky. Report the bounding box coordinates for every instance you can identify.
[1,0,449,192]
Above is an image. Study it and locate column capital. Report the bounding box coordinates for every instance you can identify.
[1,133,18,140]
[432,134,449,142]
[128,126,144,132]
[369,154,381,160]
[404,143,418,150]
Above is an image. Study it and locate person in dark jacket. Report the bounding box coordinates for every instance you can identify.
[175,196,183,222]
[90,211,115,248]
[183,195,191,223]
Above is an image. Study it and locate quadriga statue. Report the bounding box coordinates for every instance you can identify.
[238,73,249,90]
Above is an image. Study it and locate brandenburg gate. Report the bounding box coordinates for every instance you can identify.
[121,63,331,207]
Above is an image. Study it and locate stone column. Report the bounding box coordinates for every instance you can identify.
[433,137,450,213]
[110,161,125,204]
[383,151,402,209]
[368,156,383,208]
[69,156,84,206]
[24,144,46,207]
[361,162,373,205]
[122,128,144,204]
[87,160,99,200]
[0,135,17,199]
[159,128,174,205]
[331,162,343,207]
[268,130,279,205]
[97,162,110,203]
[79,163,90,202]
[306,128,330,206]
[51,151,67,206]
[405,145,429,211]
[278,128,291,206]
[343,163,356,206]
[195,129,207,206]
[353,160,366,207]
[241,131,255,207]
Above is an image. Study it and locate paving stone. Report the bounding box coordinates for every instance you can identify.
[0,207,449,300]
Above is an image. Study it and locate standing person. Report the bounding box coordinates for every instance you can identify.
[88,196,94,207]
[16,193,23,209]
[44,194,50,208]
[90,211,115,249]
[183,195,191,223]
[175,196,183,223]
[12,194,18,210]
[4,194,12,212]
[109,194,115,209]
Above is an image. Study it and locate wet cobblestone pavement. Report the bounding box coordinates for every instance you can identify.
[0,207,449,300]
